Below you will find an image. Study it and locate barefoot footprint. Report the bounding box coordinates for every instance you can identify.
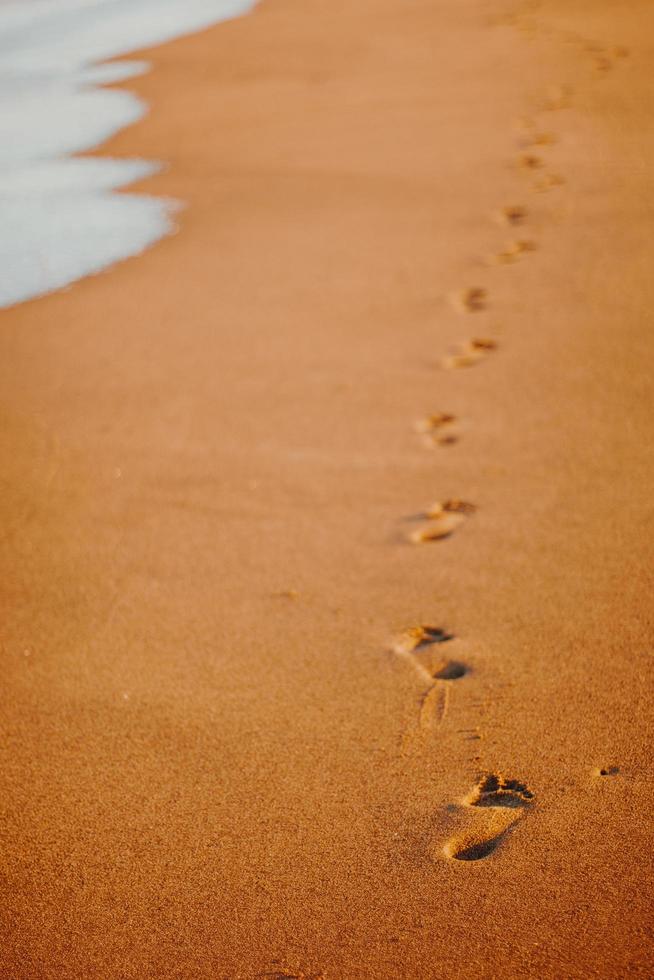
[496,204,528,226]
[518,153,544,170]
[393,625,454,673]
[583,41,628,73]
[415,412,460,447]
[409,499,476,544]
[441,338,497,370]
[533,172,565,192]
[443,774,535,862]
[393,626,469,732]
[492,239,537,264]
[451,287,487,313]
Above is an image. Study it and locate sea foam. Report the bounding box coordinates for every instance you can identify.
[0,0,255,309]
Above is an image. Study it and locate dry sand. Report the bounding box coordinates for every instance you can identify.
[1,0,653,976]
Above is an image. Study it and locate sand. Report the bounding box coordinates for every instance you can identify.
[1,0,653,976]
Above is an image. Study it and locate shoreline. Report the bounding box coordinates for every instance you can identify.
[0,0,254,308]
[1,1,653,977]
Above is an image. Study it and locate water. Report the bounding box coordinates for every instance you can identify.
[0,0,255,309]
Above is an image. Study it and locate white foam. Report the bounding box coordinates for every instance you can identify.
[0,0,255,308]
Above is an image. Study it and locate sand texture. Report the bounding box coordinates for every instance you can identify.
[1,0,653,977]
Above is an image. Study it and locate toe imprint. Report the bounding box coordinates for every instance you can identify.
[395,625,469,734]
[393,625,455,658]
[465,773,534,808]
[424,499,477,518]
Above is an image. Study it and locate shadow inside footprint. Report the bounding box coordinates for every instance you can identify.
[433,660,467,680]
[417,626,454,646]
[446,833,505,862]
[394,626,463,692]
[519,153,543,170]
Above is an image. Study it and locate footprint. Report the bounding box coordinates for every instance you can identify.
[518,153,544,170]
[496,204,528,226]
[393,625,455,659]
[423,499,476,517]
[393,625,456,680]
[452,287,487,313]
[441,338,497,370]
[443,773,535,862]
[492,239,538,264]
[393,627,469,733]
[582,42,610,68]
[414,412,460,447]
[533,173,566,192]
[594,54,613,73]
[409,499,476,544]
[585,42,628,73]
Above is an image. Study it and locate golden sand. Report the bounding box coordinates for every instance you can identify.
[1,0,653,976]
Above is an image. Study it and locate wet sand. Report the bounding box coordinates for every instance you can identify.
[1,0,653,976]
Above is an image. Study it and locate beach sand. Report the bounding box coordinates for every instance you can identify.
[1,0,653,976]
